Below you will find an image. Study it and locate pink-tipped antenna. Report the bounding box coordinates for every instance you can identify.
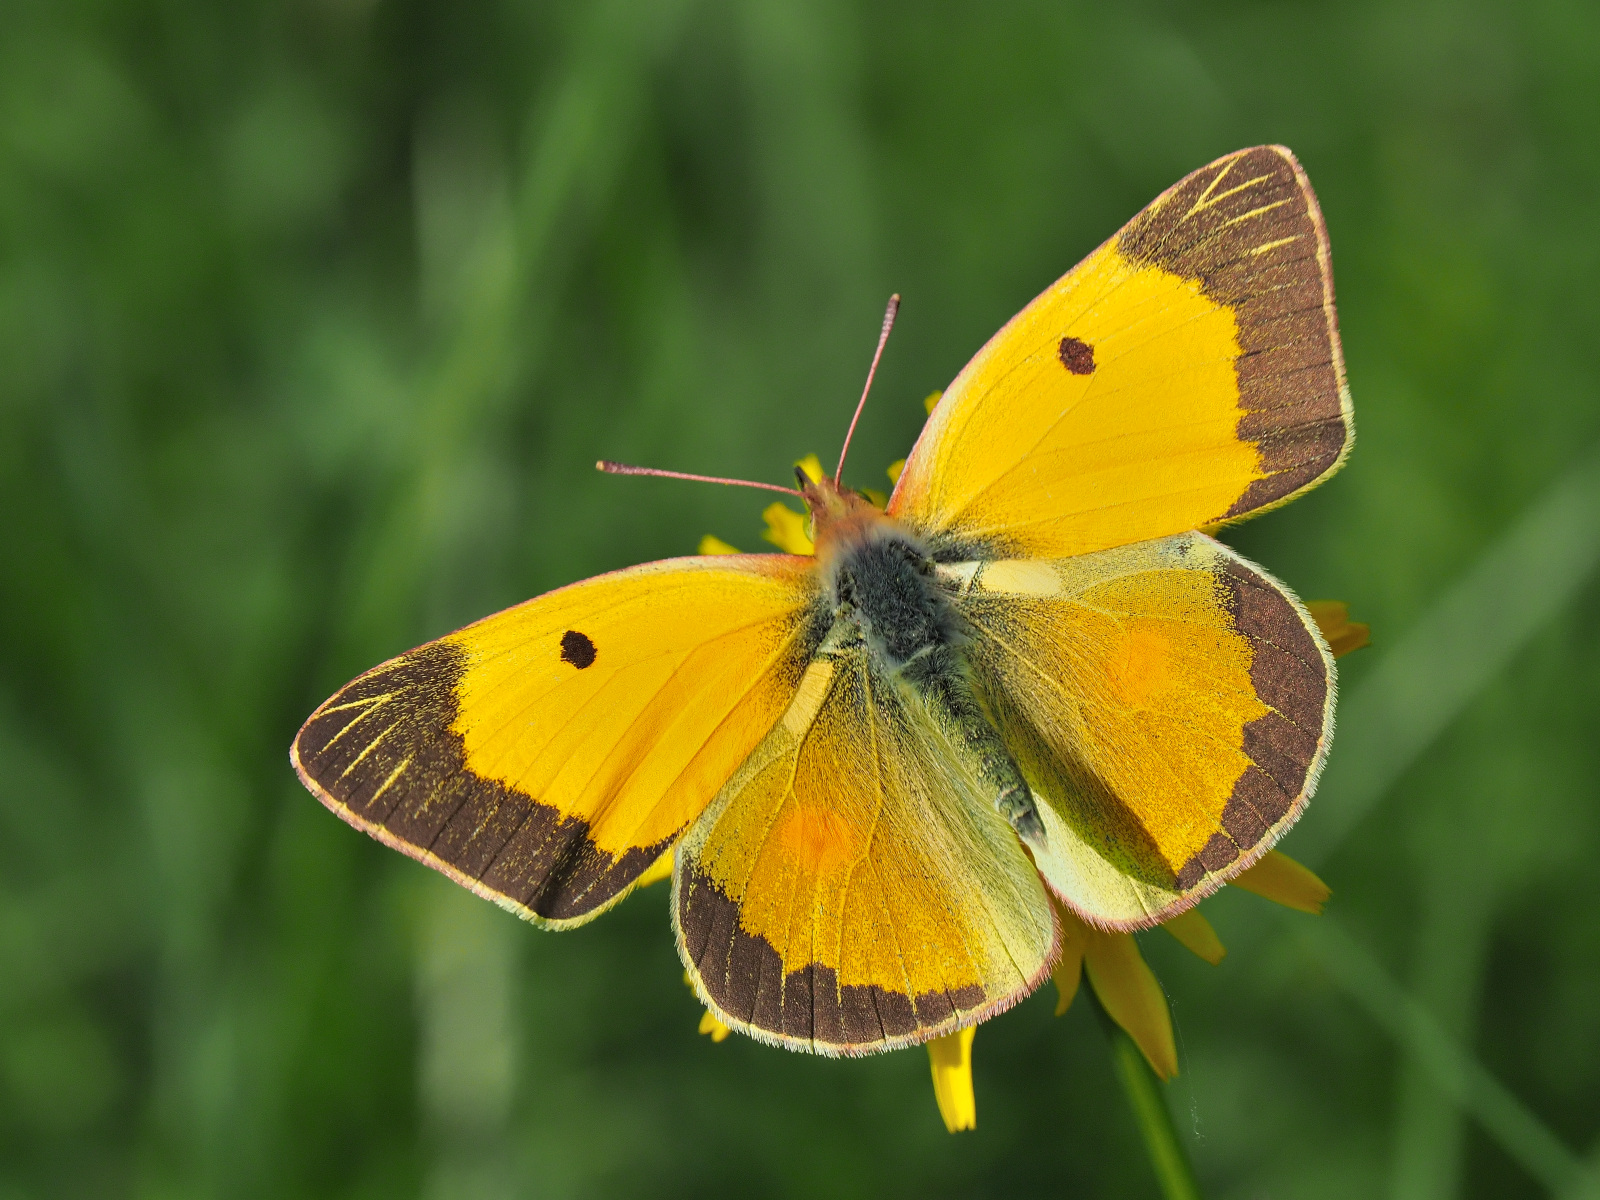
[595,460,802,497]
[835,294,901,483]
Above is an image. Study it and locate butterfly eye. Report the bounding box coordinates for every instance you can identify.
[1057,336,1095,375]
[559,630,597,669]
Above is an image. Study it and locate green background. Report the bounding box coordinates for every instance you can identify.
[3,1,1598,1197]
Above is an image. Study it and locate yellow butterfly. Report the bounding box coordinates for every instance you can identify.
[293,145,1351,1057]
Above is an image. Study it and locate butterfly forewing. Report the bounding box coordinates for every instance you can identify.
[293,555,820,927]
[889,144,1351,558]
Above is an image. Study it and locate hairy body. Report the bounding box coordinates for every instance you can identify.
[805,473,1046,848]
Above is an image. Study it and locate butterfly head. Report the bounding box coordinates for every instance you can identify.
[797,468,887,559]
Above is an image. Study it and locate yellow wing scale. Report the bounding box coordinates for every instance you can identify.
[451,561,815,855]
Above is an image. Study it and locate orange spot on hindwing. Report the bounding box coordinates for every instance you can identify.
[776,802,856,879]
[1109,621,1172,707]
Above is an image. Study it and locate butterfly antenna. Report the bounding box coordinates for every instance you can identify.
[835,293,901,483]
[596,460,802,497]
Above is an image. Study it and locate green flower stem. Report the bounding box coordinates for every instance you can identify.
[1094,997,1203,1200]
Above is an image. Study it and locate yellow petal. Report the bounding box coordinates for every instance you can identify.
[698,1009,731,1043]
[1052,907,1089,1016]
[886,458,906,485]
[860,487,887,509]
[1305,599,1348,628]
[924,390,942,415]
[926,1026,977,1132]
[634,845,674,888]
[1162,908,1226,965]
[795,453,825,484]
[1329,625,1370,658]
[761,502,814,555]
[697,535,741,556]
[1231,849,1331,914]
[1084,930,1178,1080]
[1306,600,1371,658]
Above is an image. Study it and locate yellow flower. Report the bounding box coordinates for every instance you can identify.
[927,1026,977,1132]
[698,535,741,556]
[912,846,1333,1130]
[762,503,814,554]
[679,968,733,1043]
[1230,846,1331,913]
[759,455,823,554]
[1307,599,1371,658]
[1162,907,1227,964]
[698,1010,732,1043]
[1055,903,1180,1078]
[1035,847,1333,1088]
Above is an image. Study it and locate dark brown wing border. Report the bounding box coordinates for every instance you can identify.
[1119,145,1353,520]
[292,642,669,928]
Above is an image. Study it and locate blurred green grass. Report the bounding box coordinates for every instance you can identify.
[2,1,1599,1197]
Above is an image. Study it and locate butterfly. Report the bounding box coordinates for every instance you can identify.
[293,145,1351,1057]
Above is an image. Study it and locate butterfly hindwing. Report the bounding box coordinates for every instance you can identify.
[293,555,820,927]
[946,533,1334,928]
[890,145,1351,558]
[674,641,1057,1054]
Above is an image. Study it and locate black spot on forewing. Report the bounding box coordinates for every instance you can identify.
[560,630,597,669]
[1057,336,1095,375]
